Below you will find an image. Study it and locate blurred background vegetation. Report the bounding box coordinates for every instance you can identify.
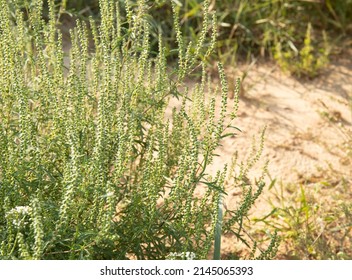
[12,0,352,76]
[53,0,352,77]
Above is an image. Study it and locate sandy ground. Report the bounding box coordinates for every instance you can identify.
[210,56,352,182]
[200,53,352,258]
[164,51,352,258]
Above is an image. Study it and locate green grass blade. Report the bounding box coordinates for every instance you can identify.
[213,194,223,260]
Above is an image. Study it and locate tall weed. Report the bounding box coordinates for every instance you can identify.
[0,0,276,259]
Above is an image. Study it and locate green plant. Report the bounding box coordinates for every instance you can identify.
[254,179,352,260]
[0,0,276,259]
[274,23,330,78]
[134,0,351,76]
[10,0,352,76]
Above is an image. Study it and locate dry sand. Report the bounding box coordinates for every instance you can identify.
[168,52,352,258]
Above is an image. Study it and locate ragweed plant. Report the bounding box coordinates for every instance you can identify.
[0,0,276,259]
[274,23,330,78]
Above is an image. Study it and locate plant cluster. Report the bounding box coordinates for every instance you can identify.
[50,0,352,77]
[255,181,352,260]
[274,23,330,78]
[0,0,277,259]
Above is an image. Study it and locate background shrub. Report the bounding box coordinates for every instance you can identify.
[47,0,352,75]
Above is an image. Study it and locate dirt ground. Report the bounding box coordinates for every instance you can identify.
[164,49,352,258]
[203,52,352,258]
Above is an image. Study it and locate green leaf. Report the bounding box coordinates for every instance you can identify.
[200,181,228,195]
[213,195,223,260]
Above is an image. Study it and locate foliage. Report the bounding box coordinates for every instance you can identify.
[274,23,330,78]
[0,0,276,259]
[9,0,352,77]
[52,0,352,76]
[254,179,352,260]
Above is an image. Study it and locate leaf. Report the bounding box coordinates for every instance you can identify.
[268,178,277,190]
[220,132,237,139]
[253,208,278,222]
[213,195,223,260]
[200,181,228,195]
[171,0,183,7]
[228,125,242,132]
[229,229,251,248]
[184,5,201,19]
